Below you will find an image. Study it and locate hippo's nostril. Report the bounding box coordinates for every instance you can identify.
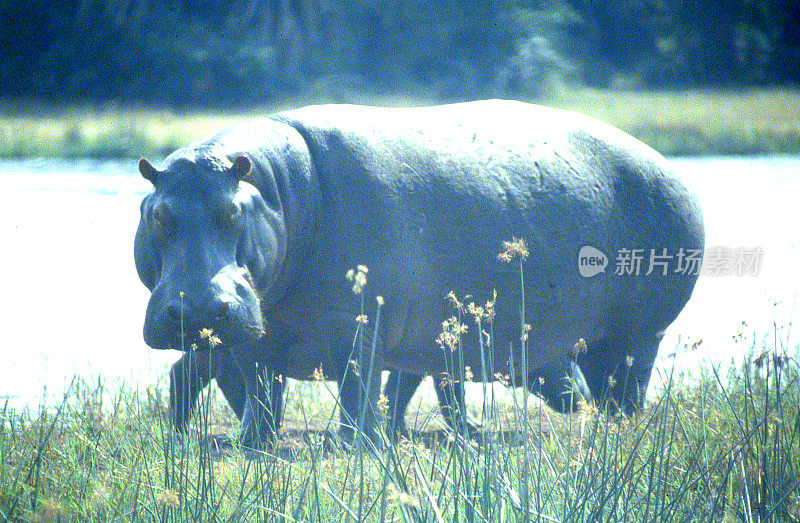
[167,304,184,321]
[215,301,230,319]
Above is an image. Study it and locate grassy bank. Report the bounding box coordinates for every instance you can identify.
[2,88,799,159]
[2,349,799,521]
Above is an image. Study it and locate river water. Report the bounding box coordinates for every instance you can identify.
[0,157,798,411]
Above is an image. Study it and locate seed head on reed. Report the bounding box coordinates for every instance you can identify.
[485,290,497,322]
[573,338,588,356]
[467,301,484,322]
[521,323,531,342]
[345,265,368,294]
[447,291,463,310]
[199,328,213,339]
[494,372,509,387]
[498,237,528,262]
[437,316,467,352]
[607,374,617,388]
[208,334,222,348]
[465,366,474,381]
[386,483,421,509]
[157,489,180,508]
[626,354,635,367]
[355,314,368,324]
[377,393,389,415]
[754,348,770,368]
[312,366,326,381]
[35,498,66,522]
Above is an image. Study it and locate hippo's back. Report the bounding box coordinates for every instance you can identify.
[272,101,703,370]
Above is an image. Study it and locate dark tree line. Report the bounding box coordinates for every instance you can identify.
[1,0,798,108]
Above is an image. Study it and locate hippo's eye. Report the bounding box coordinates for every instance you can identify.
[152,206,171,233]
[218,202,239,228]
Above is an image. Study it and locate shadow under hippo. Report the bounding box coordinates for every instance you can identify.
[135,101,704,451]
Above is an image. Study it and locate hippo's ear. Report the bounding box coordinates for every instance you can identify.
[230,155,252,181]
[139,159,160,184]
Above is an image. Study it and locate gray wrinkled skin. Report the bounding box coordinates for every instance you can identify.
[135,101,704,450]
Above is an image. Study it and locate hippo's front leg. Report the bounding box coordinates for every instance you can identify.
[170,348,251,434]
[170,350,211,433]
[229,343,278,451]
[337,342,385,447]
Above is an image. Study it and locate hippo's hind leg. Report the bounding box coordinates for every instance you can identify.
[386,371,479,440]
[385,370,422,439]
[529,358,593,413]
[433,375,477,438]
[577,333,661,415]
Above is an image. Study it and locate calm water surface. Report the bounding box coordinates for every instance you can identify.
[0,157,798,410]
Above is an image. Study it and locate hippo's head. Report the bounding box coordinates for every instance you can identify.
[134,155,286,351]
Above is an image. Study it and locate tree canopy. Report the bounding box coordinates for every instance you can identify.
[1,0,798,107]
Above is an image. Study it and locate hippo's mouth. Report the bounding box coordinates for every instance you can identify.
[166,330,207,352]
[165,323,264,352]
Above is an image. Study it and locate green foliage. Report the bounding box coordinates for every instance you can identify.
[7,0,797,109]
[1,1,283,107]
[557,0,800,88]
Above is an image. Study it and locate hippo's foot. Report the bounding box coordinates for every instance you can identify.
[386,419,412,443]
[206,429,276,459]
[337,425,385,453]
[208,432,237,453]
[442,421,482,446]
[170,407,192,435]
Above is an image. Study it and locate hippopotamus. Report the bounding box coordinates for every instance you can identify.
[135,100,704,450]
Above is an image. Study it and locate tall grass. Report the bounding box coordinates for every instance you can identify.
[2,348,798,521]
[2,318,799,519]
